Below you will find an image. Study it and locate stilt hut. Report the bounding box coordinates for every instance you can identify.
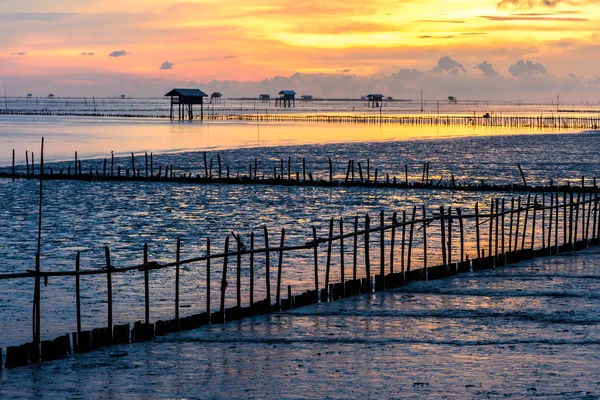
[300,95,313,102]
[165,88,208,121]
[259,94,271,103]
[210,92,223,104]
[366,94,384,108]
[448,96,457,104]
[276,90,296,107]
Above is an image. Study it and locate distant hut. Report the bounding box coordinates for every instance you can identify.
[120,94,126,99]
[165,88,208,121]
[259,94,271,103]
[210,92,223,104]
[386,96,393,101]
[27,94,32,97]
[300,95,313,102]
[276,90,296,108]
[366,94,384,108]
[448,96,457,104]
[47,94,55,98]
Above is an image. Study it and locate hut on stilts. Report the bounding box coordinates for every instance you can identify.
[165,89,208,121]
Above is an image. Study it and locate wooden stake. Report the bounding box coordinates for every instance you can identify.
[365,214,371,291]
[250,233,254,307]
[312,226,319,294]
[276,228,285,307]
[353,216,358,281]
[206,238,211,317]
[423,206,428,280]
[340,217,345,296]
[75,251,81,349]
[407,206,416,271]
[401,210,406,275]
[440,206,447,267]
[220,237,230,315]
[175,238,181,328]
[514,196,522,251]
[105,246,113,343]
[475,202,481,258]
[325,218,333,297]
[389,212,397,274]
[264,227,271,309]
[236,233,242,309]
[457,208,464,262]
[531,195,537,251]
[143,244,149,328]
[522,195,531,251]
[379,210,385,287]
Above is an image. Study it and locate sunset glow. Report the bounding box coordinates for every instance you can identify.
[1,0,599,99]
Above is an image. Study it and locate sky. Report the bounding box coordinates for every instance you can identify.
[1,0,600,101]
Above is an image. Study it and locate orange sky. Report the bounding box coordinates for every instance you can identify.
[1,0,600,99]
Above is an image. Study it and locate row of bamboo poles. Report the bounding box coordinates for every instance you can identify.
[1,109,599,129]
[3,149,598,194]
[1,191,599,368]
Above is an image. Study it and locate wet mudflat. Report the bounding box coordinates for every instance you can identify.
[2,247,599,399]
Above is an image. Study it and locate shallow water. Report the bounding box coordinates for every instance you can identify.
[2,123,600,347]
[1,247,599,399]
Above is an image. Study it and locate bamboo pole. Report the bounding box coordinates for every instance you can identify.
[514,196,521,251]
[365,214,371,291]
[340,218,345,296]
[389,212,397,274]
[312,226,319,295]
[264,227,271,310]
[144,244,149,329]
[440,206,447,267]
[220,237,230,316]
[401,210,406,276]
[423,206,428,280]
[407,206,416,272]
[457,207,465,262]
[521,195,531,251]
[175,238,181,328]
[75,251,81,350]
[206,238,211,317]
[276,228,285,307]
[325,218,333,297]
[250,233,254,307]
[379,210,385,288]
[475,202,481,258]
[353,216,358,282]
[105,246,113,343]
[448,207,453,266]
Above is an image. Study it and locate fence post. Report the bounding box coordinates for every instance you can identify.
[325,218,333,300]
[531,195,537,252]
[448,207,453,267]
[143,244,150,331]
[475,202,481,258]
[206,238,211,318]
[340,218,345,297]
[542,193,546,249]
[353,216,358,282]
[220,237,230,317]
[514,196,522,251]
[457,208,464,262]
[390,212,397,274]
[488,199,494,257]
[401,211,406,276]
[312,226,319,298]
[277,228,285,308]
[522,195,531,251]
[574,192,580,243]
[501,199,506,257]
[264,227,272,311]
[75,251,81,351]
[379,210,385,290]
[440,206,447,268]
[407,206,416,272]
[364,214,371,291]
[175,238,181,329]
[105,246,113,343]
[423,206,428,280]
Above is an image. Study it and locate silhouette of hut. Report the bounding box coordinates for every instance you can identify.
[448,96,457,104]
[366,94,384,108]
[300,95,313,102]
[165,88,208,121]
[210,92,223,104]
[276,90,296,107]
[259,94,271,103]
[120,94,126,99]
